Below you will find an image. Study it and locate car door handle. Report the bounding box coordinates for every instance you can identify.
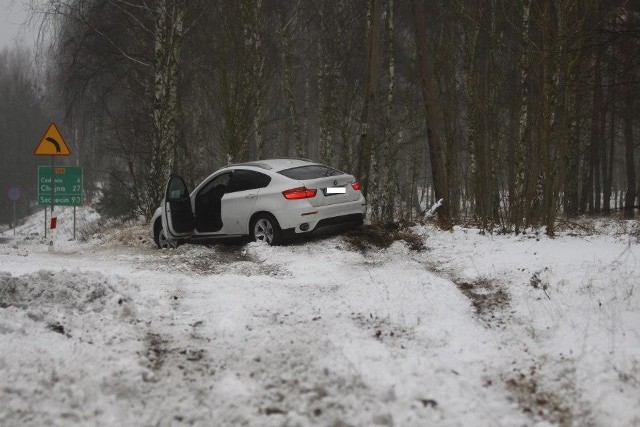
[245,193,257,199]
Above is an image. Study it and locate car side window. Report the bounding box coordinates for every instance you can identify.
[226,170,271,193]
[167,177,189,201]
[197,173,231,199]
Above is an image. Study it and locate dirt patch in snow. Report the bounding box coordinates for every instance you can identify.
[455,278,510,328]
[143,332,169,373]
[344,223,426,252]
[414,263,512,331]
[503,361,579,426]
[154,244,289,277]
[350,312,415,348]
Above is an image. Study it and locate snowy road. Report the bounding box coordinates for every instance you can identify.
[1,214,639,426]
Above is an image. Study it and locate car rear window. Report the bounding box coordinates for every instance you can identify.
[278,165,343,180]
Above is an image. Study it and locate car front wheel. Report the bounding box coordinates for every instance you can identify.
[154,220,172,249]
[251,214,282,246]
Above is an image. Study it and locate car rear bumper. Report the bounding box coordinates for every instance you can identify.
[280,213,364,239]
[275,197,367,235]
[315,213,364,228]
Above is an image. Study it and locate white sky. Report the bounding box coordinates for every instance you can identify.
[0,0,35,49]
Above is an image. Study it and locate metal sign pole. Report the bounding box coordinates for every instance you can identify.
[7,187,22,236]
[50,156,55,218]
[49,155,56,251]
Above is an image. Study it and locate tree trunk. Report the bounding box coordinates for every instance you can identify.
[411,0,451,228]
[591,54,603,212]
[623,4,636,218]
[465,1,498,230]
[512,0,532,232]
[541,0,557,235]
[356,0,382,198]
[382,0,395,223]
[603,92,615,213]
[148,0,185,218]
[279,13,302,159]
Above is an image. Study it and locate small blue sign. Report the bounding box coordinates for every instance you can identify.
[8,187,21,201]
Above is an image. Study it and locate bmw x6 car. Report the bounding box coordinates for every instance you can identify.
[151,158,366,247]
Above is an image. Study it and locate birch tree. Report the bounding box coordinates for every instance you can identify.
[147,0,187,216]
[511,0,533,232]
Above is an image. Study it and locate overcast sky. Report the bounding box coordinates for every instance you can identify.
[0,0,35,50]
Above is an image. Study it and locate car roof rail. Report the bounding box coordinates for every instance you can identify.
[262,157,318,163]
[228,158,318,170]
[281,157,315,162]
[227,161,273,170]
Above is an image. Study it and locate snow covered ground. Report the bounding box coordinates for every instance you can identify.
[1,207,639,426]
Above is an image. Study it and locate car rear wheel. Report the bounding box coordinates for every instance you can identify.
[251,214,282,246]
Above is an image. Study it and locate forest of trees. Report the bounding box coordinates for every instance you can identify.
[2,0,639,234]
[0,45,48,225]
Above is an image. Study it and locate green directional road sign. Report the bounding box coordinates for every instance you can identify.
[38,166,83,206]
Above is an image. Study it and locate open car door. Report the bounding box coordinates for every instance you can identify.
[162,174,195,239]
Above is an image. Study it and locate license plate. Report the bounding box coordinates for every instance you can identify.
[323,187,346,196]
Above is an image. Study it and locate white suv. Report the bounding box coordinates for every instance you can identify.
[151,158,366,247]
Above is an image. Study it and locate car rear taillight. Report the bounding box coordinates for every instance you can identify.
[282,187,317,200]
[351,181,361,191]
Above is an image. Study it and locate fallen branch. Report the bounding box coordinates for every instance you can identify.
[425,198,444,218]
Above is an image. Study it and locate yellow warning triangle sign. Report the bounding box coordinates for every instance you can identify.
[34,123,71,156]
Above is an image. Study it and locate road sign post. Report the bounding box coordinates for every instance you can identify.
[37,166,83,243]
[34,123,72,250]
[8,187,21,236]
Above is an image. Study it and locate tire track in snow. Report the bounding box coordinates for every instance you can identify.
[410,239,587,426]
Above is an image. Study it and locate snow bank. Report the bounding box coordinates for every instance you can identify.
[0,270,146,426]
[0,270,134,314]
[2,205,103,251]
